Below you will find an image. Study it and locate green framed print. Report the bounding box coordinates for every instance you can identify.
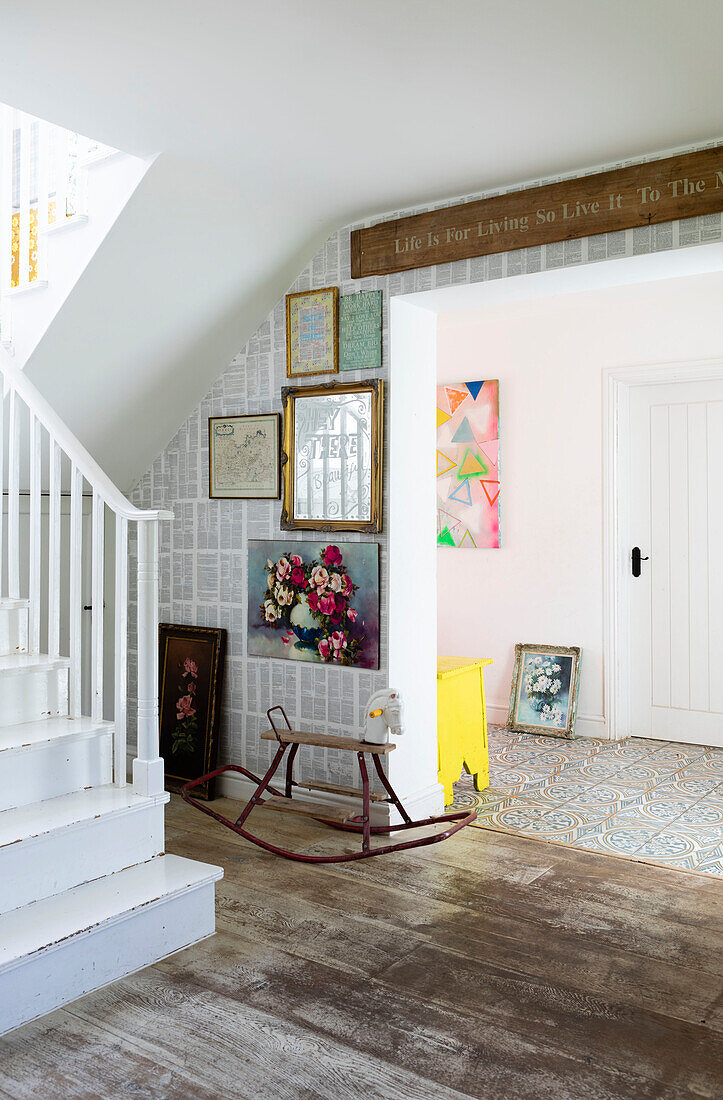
[208,414,280,499]
[507,643,582,739]
[339,290,382,371]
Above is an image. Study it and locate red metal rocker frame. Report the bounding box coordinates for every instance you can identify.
[182,705,475,863]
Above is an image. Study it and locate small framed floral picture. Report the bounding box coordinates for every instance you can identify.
[507,643,581,739]
[159,624,227,799]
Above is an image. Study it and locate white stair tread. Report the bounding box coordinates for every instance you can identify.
[0,715,113,754]
[0,854,222,971]
[0,599,29,609]
[0,785,168,850]
[0,653,70,674]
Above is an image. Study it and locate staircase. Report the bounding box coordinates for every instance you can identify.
[0,102,150,368]
[0,312,221,1032]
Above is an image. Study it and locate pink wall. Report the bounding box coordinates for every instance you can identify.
[436,271,723,736]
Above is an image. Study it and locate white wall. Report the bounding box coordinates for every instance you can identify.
[436,269,723,736]
[388,300,442,815]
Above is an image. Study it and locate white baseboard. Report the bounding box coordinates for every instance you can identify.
[486,703,611,740]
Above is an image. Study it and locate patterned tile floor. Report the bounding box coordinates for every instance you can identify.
[450,725,723,878]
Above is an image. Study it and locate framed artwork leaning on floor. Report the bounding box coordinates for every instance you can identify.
[159,624,227,799]
[507,643,581,739]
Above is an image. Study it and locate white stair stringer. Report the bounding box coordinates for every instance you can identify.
[0,855,222,1036]
[0,786,168,914]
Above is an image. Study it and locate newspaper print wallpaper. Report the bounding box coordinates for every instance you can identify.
[128,142,723,789]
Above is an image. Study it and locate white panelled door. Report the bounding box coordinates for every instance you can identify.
[628,377,723,746]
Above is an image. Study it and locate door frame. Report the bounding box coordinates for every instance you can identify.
[603,357,723,741]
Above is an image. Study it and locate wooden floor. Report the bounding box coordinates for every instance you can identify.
[2,795,722,1099]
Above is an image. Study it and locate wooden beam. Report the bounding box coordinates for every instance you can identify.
[351,145,723,277]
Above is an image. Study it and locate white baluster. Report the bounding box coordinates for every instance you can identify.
[28,412,41,652]
[114,515,128,785]
[7,388,19,599]
[0,377,5,596]
[133,518,164,796]
[53,126,68,224]
[69,464,83,717]
[0,104,13,304]
[47,437,61,657]
[18,113,30,287]
[91,491,104,722]
[35,119,49,280]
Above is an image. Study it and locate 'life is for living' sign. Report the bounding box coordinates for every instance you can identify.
[351,145,723,278]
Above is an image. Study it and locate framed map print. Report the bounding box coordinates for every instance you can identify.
[286,286,339,378]
[208,414,280,499]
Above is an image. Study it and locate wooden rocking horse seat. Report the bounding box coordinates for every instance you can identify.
[181,704,475,863]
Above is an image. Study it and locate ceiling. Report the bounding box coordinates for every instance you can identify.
[3,0,723,488]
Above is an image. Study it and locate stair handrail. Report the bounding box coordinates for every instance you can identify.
[0,356,172,800]
[0,356,173,521]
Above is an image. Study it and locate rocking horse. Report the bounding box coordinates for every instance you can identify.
[181,690,475,862]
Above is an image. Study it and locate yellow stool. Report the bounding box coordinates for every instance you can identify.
[437,656,492,805]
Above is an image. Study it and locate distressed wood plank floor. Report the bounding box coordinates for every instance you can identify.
[1,794,721,1099]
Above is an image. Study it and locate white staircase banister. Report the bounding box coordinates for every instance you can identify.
[0,357,173,522]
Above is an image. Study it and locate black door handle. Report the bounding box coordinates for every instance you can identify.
[631,547,649,577]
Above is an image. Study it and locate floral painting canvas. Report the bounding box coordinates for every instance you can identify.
[436,379,500,548]
[159,624,227,799]
[507,643,581,738]
[248,540,379,669]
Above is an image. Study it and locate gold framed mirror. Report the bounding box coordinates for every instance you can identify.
[280,379,384,533]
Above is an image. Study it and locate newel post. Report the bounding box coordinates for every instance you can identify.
[133,518,164,796]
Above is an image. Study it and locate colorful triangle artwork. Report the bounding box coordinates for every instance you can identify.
[436,450,456,477]
[465,380,485,401]
[449,479,472,506]
[451,416,476,444]
[479,438,499,467]
[445,387,468,416]
[437,526,456,547]
[458,529,477,548]
[458,449,488,478]
[481,480,501,506]
[437,407,451,428]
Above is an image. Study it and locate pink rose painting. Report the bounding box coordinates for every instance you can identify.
[171,657,199,755]
[159,624,227,801]
[248,541,380,669]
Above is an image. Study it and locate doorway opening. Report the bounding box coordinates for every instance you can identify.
[388,242,723,875]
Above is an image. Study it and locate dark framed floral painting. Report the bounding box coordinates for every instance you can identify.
[247,540,380,669]
[158,624,227,799]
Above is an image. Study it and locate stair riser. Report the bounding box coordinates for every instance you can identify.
[0,607,28,655]
[0,880,215,1036]
[0,803,165,915]
[0,668,68,727]
[0,732,113,813]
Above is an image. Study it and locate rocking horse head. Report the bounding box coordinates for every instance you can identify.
[363,689,405,744]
